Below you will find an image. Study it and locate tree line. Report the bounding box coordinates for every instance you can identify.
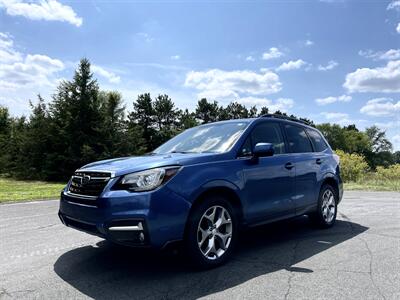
[0,59,398,181]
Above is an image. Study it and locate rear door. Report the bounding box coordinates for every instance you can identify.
[240,121,296,222]
[283,124,318,214]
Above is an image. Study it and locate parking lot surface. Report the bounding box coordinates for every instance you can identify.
[0,191,399,299]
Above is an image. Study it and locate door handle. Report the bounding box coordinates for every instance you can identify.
[316,158,322,165]
[284,162,294,170]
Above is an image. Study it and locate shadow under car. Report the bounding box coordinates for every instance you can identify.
[54,216,368,299]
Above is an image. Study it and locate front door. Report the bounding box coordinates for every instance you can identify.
[239,121,296,222]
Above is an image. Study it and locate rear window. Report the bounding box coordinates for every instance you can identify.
[284,124,313,153]
[306,129,328,152]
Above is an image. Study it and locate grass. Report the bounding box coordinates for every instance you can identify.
[0,178,65,203]
[0,174,398,204]
[344,176,400,192]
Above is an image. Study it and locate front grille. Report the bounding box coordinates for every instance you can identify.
[68,171,111,197]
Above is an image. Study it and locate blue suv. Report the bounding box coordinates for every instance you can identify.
[59,115,343,268]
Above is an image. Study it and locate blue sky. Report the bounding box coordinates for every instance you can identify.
[0,0,399,149]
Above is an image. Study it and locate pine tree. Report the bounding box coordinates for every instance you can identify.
[20,96,52,179]
[195,98,219,123]
[179,109,198,129]
[48,58,105,178]
[128,93,155,151]
[153,94,179,146]
[224,102,249,119]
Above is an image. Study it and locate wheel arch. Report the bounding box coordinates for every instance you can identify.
[320,174,339,198]
[185,182,245,235]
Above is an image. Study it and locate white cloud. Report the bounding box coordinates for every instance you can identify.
[317,60,338,71]
[262,47,284,60]
[0,0,82,27]
[397,23,400,34]
[197,89,238,102]
[276,59,306,71]
[344,60,400,93]
[238,97,294,112]
[387,1,400,11]
[0,32,65,114]
[0,33,64,90]
[359,49,400,61]
[321,112,349,120]
[375,120,400,130]
[137,32,154,42]
[170,55,180,60]
[315,94,351,105]
[360,98,400,116]
[320,111,366,127]
[392,134,400,151]
[0,32,22,63]
[185,68,282,101]
[91,65,120,84]
[305,39,314,46]
[245,56,255,62]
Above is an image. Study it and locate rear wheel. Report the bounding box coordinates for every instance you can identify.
[310,184,337,228]
[184,195,238,268]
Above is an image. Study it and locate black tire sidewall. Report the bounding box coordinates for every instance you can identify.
[184,195,238,268]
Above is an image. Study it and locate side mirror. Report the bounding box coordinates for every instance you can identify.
[253,143,274,158]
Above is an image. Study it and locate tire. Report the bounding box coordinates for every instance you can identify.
[184,195,238,269]
[309,184,338,228]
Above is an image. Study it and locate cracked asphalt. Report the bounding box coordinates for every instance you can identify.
[1,191,399,299]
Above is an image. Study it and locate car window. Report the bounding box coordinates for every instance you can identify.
[284,124,313,153]
[238,136,252,157]
[306,128,328,152]
[239,122,286,156]
[153,121,249,154]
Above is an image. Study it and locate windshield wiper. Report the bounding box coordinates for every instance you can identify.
[169,151,196,154]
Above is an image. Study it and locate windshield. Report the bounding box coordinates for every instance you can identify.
[153,121,250,154]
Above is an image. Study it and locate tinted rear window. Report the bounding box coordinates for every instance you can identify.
[306,129,329,152]
[284,124,313,153]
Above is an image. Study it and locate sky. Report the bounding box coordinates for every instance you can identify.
[0,0,399,150]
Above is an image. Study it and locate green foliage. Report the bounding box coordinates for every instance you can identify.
[335,150,369,182]
[0,58,398,182]
[128,93,156,151]
[221,102,250,120]
[365,126,392,152]
[317,123,371,154]
[195,98,220,123]
[179,109,198,129]
[375,164,400,181]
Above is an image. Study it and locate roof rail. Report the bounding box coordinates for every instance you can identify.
[260,113,309,125]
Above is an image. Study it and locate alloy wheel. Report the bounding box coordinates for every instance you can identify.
[197,205,233,260]
[321,189,336,223]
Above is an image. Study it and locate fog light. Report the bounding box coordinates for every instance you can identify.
[139,232,145,242]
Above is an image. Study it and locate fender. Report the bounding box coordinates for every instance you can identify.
[189,179,242,204]
[319,171,343,202]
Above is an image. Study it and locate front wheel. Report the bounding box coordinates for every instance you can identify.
[309,184,338,228]
[184,195,238,269]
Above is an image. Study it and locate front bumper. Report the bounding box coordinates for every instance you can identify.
[58,185,191,249]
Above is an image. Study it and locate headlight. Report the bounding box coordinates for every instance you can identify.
[115,167,181,192]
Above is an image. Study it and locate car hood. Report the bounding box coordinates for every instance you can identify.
[78,152,226,177]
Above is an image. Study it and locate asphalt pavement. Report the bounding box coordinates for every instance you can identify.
[0,191,399,299]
